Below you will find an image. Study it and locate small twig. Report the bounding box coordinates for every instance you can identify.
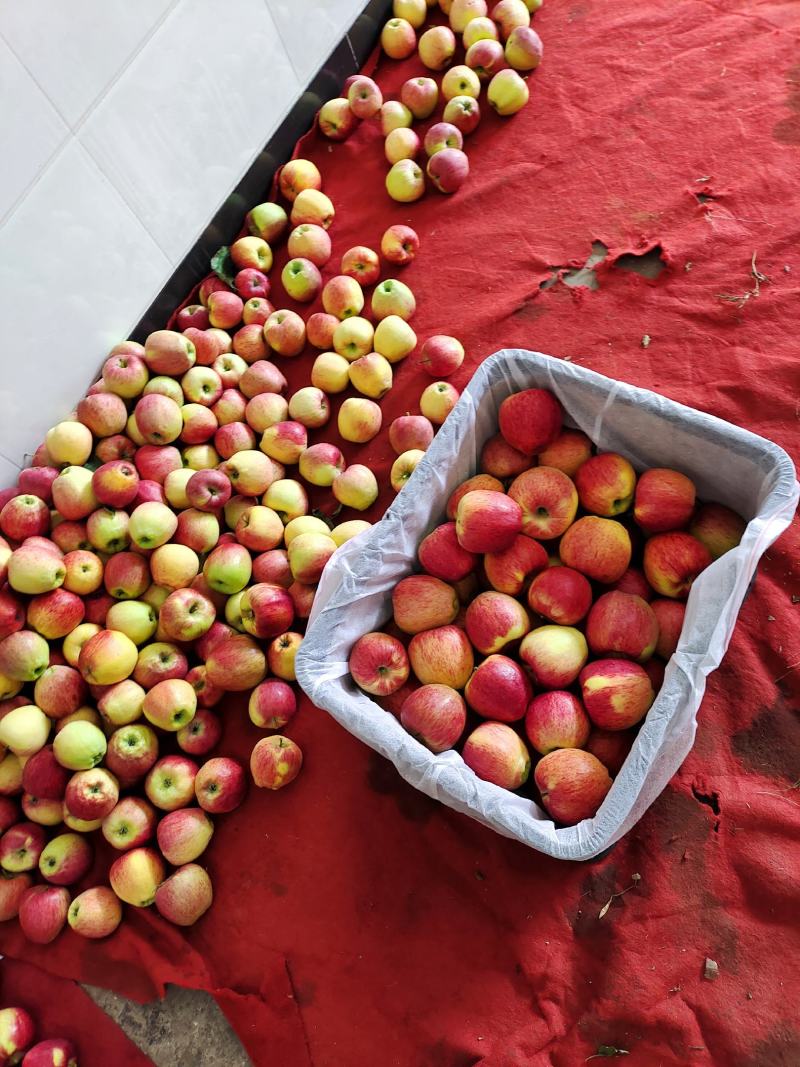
[717,252,769,308]
[773,659,800,683]
[598,873,641,919]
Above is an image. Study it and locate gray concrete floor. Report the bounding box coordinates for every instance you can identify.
[84,984,251,1066]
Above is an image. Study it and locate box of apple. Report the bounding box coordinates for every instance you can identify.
[298,351,796,857]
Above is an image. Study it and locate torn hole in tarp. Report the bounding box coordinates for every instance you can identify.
[539,241,609,291]
[613,244,667,279]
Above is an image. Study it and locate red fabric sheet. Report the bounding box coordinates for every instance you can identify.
[3,1,800,1064]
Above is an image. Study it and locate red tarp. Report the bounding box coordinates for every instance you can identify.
[3,1,800,1064]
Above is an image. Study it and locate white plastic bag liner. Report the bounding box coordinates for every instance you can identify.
[296,350,798,860]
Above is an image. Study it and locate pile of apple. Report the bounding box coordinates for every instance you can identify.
[0,1006,77,1066]
[316,0,542,201]
[349,386,746,825]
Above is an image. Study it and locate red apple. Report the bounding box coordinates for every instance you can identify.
[464,591,530,654]
[195,757,246,813]
[484,534,548,596]
[37,831,93,885]
[427,147,469,194]
[388,415,434,454]
[64,767,118,822]
[689,502,746,559]
[102,796,156,851]
[575,453,637,517]
[0,871,32,921]
[154,862,213,926]
[349,632,410,696]
[610,567,652,601]
[399,684,466,752]
[392,575,459,634]
[579,659,655,729]
[408,625,473,688]
[524,691,590,754]
[519,625,588,688]
[534,748,612,824]
[19,884,70,944]
[498,389,562,456]
[0,495,50,540]
[21,746,69,799]
[559,516,632,584]
[341,245,381,285]
[586,729,634,777]
[508,467,578,540]
[465,655,532,722]
[643,532,712,599]
[479,434,529,478]
[634,468,696,533]
[455,490,522,552]
[418,523,477,583]
[462,722,530,789]
[177,708,222,757]
[145,755,199,812]
[381,224,420,266]
[104,724,159,786]
[446,475,504,520]
[586,591,659,662]
[526,565,592,625]
[250,735,303,789]
[650,599,686,659]
[248,679,297,730]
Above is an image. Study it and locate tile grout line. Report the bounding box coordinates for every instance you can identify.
[261,0,303,83]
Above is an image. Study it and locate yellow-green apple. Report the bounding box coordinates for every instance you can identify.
[18,884,70,944]
[419,24,456,68]
[463,14,498,45]
[184,442,222,472]
[279,159,322,202]
[21,746,69,799]
[586,591,658,662]
[524,691,590,755]
[465,654,533,723]
[54,706,102,734]
[480,435,529,479]
[109,846,164,907]
[144,754,198,812]
[420,381,460,423]
[506,24,542,69]
[0,704,50,757]
[633,467,696,533]
[559,516,632,583]
[381,17,417,58]
[287,223,332,269]
[282,257,323,303]
[399,684,466,752]
[424,121,463,157]
[0,872,32,921]
[126,501,176,551]
[508,467,578,539]
[267,632,302,681]
[181,365,223,406]
[264,309,306,358]
[373,320,416,368]
[250,735,303,790]
[97,679,145,727]
[105,600,157,645]
[400,77,438,120]
[51,466,98,521]
[68,885,122,939]
[78,629,138,686]
[246,200,288,242]
[213,351,248,388]
[610,566,652,600]
[493,0,530,36]
[287,387,330,429]
[332,465,379,510]
[408,625,474,687]
[240,583,294,639]
[381,224,420,265]
[291,188,335,229]
[249,679,297,729]
[309,352,349,394]
[235,505,284,550]
[298,443,346,488]
[580,658,655,729]
[259,420,307,464]
[103,351,149,397]
[0,630,50,682]
[38,831,93,884]
[221,451,275,498]
[689,502,745,558]
[61,550,102,597]
[651,599,686,659]
[288,581,315,619]
[142,679,197,733]
[145,374,184,403]
[195,756,246,813]
[245,393,289,434]
[349,632,410,696]
[52,721,107,771]
[393,574,459,634]
[0,821,47,872]
[446,475,504,520]
[575,453,637,517]
[85,506,131,554]
[643,531,711,599]
[160,589,216,644]
[455,489,522,553]
[61,623,101,669]
[0,673,21,705]
[385,127,420,164]
[263,479,309,524]
[0,1006,35,1062]
[157,807,213,866]
[442,65,481,102]
[102,794,156,849]
[349,352,394,400]
[205,633,267,691]
[449,0,487,30]
[585,728,632,777]
[0,495,49,540]
[202,543,252,596]
[535,748,611,824]
[487,67,530,113]
[307,313,339,350]
[77,392,128,437]
[213,387,247,425]
[500,389,562,456]
[386,159,425,203]
[519,625,588,687]
[287,533,336,585]
[527,565,592,625]
[427,146,470,192]
[464,590,530,654]
[485,534,549,595]
[395,0,427,24]
[465,37,504,79]
[0,752,23,795]
[462,722,530,788]
[177,707,222,755]
[418,522,477,583]
[154,862,213,926]
[390,449,425,492]
[347,76,383,120]
[322,277,365,324]
[230,235,273,274]
[144,329,196,375]
[330,520,371,546]
[45,420,93,466]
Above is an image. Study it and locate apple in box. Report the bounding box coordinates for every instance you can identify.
[579,659,655,730]
[643,531,712,598]
[519,625,588,688]
[455,490,522,553]
[485,534,548,596]
[465,655,532,722]
[408,625,474,689]
[525,692,591,754]
[399,684,466,753]
[462,722,530,790]
[534,748,612,824]
[349,632,409,696]
[575,453,637,517]
[586,591,659,662]
[527,566,592,625]
[559,516,632,584]
[465,591,530,655]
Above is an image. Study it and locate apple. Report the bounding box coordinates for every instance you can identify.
[392,574,460,635]
[248,679,297,730]
[51,465,98,521]
[143,329,196,375]
[245,201,288,244]
[45,420,93,465]
[242,297,274,328]
[61,623,100,670]
[21,746,69,799]
[286,388,329,431]
[643,531,712,598]
[250,735,303,790]
[449,0,487,31]
[418,522,477,584]
[66,885,122,940]
[586,591,659,663]
[390,449,425,493]
[519,625,588,688]
[278,159,322,203]
[0,630,50,682]
[263,479,309,524]
[0,822,47,872]
[485,534,548,596]
[427,147,470,194]
[610,566,653,601]
[7,543,65,596]
[408,625,474,688]
[445,478,502,523]
[499,390,561,457]
[417,336,465,383]
[400,76,438,120]
[60,550,102,598]
[126,502,176,551]
[387,416,432,458]
[525,691,590,755]
[347,75,383,119]
[0,1006,35,1063]
[633,467,696,533]
[465,590,530,654]
[205,633,267,691]
[575,453,637,517]
[156,807,214,866]
[263,310,306,359]
[644,658,665,692]
[442,65,481,103]
[96,679,144,728]
[64,768,118,823]
[267,632,302,681]
[348,353,392,400]
[54,708,102,734]
[140,678,196,734]
[102,795,156,852]
[332,465,379,511]
[213,352,248,389]
[330,520,371,547]
[0,704,50,757]
[235,505,284,551]
[52,721,107,770]
[17,466,59,504]
[465,37,504,79]
[154,862,213,926]
[419,24,456,68]
[487,67,530,114]
[0,872,32,921]
[239,583,294,640]
[465,654,532,723]
[201,543,252,597]
[245,393,289,434]
[18,884,70,944]
[296,443,345,489]
[174,708,221,759]
[77,392,128,437]
[78,628,138,686]
[455,490,522,553]
[185,663,224,708]
[235,269,269,302]
[181,365,223,407]
[291,189,335,233]
[0,495,49,540]
[507,467,579,540]
[133,393,183,446]
[109,846,164,907]
[420,381,460,423]
[259,421,307,465]
[580,658,655,729]
[479,435,529,479]
[103,351,149,397]
[526,565,592,625]
[308,353,348,396]
[462,722,530,789]
[506,24,543,69]
[534,748,612,824]
[23,1037,80,1066]
[213,387,247,425]
[399,684,466,752]
[280,257,322,303]
[85,506,131,555]
[144,755,198,813]
[385,127,421,165]
[349,632,410,695]
[194,758,245,815]
[105,600,157,646]
[585,728,633,777]
[286,228,331,275]
[38,830,93,885]
[380,225,420,267]
[143,374,183,404]
[286,531,336,584]
[91,461,139,510]
[463,14,498,46]
[493,0,530,37]
[288,581,315,620]
[0,753,23,796]
[381,17,417,59]
[650,598,686,659]
[135,443,182,483]
[100,555,148,605]
[559,516,632,583]
[0,589,24,644]
[689,502,746,559]
[173,509,220,556]
[386,159,425,203]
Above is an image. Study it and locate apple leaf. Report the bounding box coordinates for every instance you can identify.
[211,246,237,287]
[585,1046,630,1060]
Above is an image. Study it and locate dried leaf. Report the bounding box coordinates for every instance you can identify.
[598,899,612,919]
